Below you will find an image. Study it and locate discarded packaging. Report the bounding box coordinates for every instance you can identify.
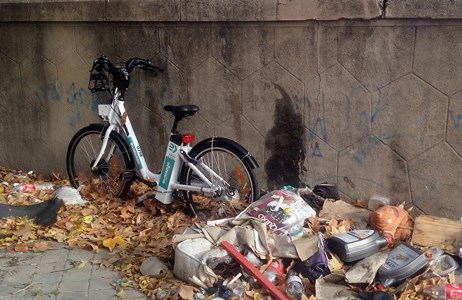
[12,182,54,193]
[368,195,390,210]
[247,189,316,235]
[173,238,213,284]
[430,254,459,276]
[377,243,428,287]
[424,283,462,300]
[327,230,392,263]
[285,270,304,299]
[345,251,389,284]
[54,186,86,205]
[294,233,331,281]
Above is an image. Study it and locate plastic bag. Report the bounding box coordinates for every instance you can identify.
[246,189,316,235]
[294,233,331,281]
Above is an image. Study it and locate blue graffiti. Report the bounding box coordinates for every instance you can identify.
[67,82,85,105]
[312,141,323,157]
[47,81,60,101]
[449,110,462,129]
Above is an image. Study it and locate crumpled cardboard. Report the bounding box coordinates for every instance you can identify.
[345,251,389,285]
[315,271,360,300]
[319,200,372,229]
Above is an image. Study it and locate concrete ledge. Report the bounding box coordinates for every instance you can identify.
[1,0,462,22]
[0,1,106,22]
[386,0,462,19]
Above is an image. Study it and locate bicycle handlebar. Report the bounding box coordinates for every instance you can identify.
[93,55,164,75]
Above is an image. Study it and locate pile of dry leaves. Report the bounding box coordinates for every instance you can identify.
[0,166,455,300]
[0,166,214,298]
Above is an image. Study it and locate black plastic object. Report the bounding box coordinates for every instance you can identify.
[377,243,428,287]
[313,182,340,200]
[327,230,392,263]
[0,197,63,226]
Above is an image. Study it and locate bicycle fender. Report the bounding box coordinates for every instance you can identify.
[192,137,259,169]
[86,123,136,169]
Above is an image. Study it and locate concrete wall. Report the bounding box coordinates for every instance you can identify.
[2,0,462,218]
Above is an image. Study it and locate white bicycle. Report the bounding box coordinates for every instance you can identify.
[66,55,260,215]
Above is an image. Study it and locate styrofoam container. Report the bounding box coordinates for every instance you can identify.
[368,195,390,210]
[173,238,213,282]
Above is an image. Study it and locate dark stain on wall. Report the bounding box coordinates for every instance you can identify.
[265,84,306,190]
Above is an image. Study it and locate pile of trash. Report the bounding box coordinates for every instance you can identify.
[170,184,462,300]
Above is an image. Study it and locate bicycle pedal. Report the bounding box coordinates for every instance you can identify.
[120,171,136,182]
[172,190,184,200]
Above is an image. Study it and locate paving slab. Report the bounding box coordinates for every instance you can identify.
[0,242,147,300]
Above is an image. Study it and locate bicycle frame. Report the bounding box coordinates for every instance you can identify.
[92,89,228,204]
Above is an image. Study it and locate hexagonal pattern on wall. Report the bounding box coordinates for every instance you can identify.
[0,54,21,108]
[338,26,414,91]
[214,115,266,175]
[303,129,338,188]
[36,24,76,64]
[113,24,160,60]
[338,135,411,204]
[5,21,462,219]
[159,26,211,73]
[0,23,38,63]
[56,54,93,114]
[40,102,80,152]
[372,74,448,161]
[75,24,117,67]
[409,142,462,219]
[318,25,337,74]
[211,25,274,79]
[189,58,241,125]
[242,62,304,137]
[414,26,462,96]
[126,103,169,172]
[275,26,317,84]
[447,91,462,156]
[140,54,188,115]
[308,64,371,151]
[20,54,58,110]
[7,98,42,143]
[215,115,267,190]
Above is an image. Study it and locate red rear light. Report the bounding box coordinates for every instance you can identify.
[182,133,195,144]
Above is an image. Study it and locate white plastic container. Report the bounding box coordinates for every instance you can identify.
[173,238,213,282]
[368,195,390,210]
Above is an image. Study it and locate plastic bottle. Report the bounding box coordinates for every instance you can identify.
[286,270,304,300]
[327,229,393,263]
[263,260,284,284]
[424,283,462,299]
[227,281,245,299]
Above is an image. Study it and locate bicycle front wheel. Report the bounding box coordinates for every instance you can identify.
[180,139,259,216]
[66,124,135,199]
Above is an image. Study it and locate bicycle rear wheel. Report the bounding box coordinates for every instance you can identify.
[180,140,259,216]
[66,124,135,199]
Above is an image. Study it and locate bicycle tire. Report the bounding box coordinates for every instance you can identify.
[66,124,135,199]
[179,139,260,215]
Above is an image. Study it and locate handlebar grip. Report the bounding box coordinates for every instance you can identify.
[144,60,164,73]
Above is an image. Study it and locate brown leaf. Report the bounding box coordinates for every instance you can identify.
[33,241,53,252]
[14,243,29,252]
[178,284,197,300]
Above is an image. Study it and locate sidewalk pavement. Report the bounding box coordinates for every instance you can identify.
[0,241,147,300]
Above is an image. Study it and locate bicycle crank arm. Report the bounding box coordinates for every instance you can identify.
[119,171,157,187]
